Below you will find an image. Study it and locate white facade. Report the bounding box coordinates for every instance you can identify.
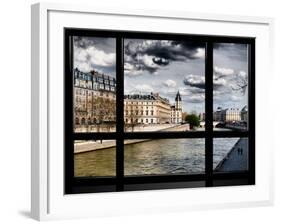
[124,93,171,125]
[170,91,182,124]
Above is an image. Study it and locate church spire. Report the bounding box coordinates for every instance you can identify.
[175,90,181,101]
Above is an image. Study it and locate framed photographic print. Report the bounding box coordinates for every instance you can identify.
[65,29,255,194]
[31,2,274,221]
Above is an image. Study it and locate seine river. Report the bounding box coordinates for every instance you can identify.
[74,138,240,177]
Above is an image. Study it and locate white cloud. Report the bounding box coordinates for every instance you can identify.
[124,62,134,71]
[188,94,205,103]
[230,95,242,101]
[75,61,92,73]
[141,55,159,69]
[213,78,227,86]
[124,62,143,76]
[177,87,205,103]
[214,66,234,76]
[74,45,115,72]
[134,84,154,93]
[124,69,143,76]
[238,70,247,79]
[193,48,205,58]
[183,74,205,89]
[163,79,177,88]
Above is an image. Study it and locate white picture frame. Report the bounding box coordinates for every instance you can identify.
[31,2,274,221]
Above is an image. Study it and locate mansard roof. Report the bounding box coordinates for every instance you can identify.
[124,92,170,103]
[74,68,116,83]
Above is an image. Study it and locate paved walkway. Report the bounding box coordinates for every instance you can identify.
[215,138,248,172]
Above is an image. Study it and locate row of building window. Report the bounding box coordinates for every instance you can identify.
[125,101,154,105]
[125,110,154,116]
[75,89,112,98]
[125,118,154,124]
[75,117,116,125]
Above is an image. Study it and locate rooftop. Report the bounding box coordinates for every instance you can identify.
[124,92,170,103]
[73,68,116,83]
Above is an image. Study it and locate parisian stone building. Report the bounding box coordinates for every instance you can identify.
[213,107,241,122]
[124,93,171,125]
[240,105,248,122]
[124,91,183,125]
[170,91,183,124]
[74,68,184,130]
[73,68,116,130]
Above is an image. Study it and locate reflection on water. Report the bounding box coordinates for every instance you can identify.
[74,138,205,177]
[74,138,241,177]
[75,146,116,177]
[124,139,205,175]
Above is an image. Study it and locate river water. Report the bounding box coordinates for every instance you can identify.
[74,138,240,177]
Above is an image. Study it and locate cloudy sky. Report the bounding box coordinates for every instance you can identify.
[124,39,206,113]
[73,36,116,77]
[213,43,248,111]
[73,36,248,114]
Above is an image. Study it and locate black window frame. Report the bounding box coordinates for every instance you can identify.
[64,28,255,194]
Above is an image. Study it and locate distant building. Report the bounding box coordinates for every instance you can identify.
[124,91,183,125]
[199,112,205,121]
[241,105,248,122]
[213,107,241,122]
[224,108,241,122]
[170,91,183,124]
[73,68,116,128]
[213,107,224,122]
[124,92,171,124]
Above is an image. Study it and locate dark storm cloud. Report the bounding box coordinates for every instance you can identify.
[124,40,205,75]
[152,57,170,66]
[74,36,95,48]
[141,41,204,61]
[183,68,241,93]
[73,36,115,53]
[214,43,248,61]
[213,43,247,51]
[183,80,205,89]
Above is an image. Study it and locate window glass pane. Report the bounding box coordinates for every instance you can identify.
[73,36,116,132]
[74,140,116,177]
[124,39,205,132]
[213,138,248,172]
[213,43,248,131]
[124,138,205,175]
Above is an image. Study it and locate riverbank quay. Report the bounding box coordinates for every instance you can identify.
[125,123,190,132]
[74,139,149,154]
[214,138,248,172]
[74,123,190,154]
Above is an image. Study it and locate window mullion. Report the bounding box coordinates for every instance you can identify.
[205,41,214,186]
[248,41,255,184]
[116,36,124,191]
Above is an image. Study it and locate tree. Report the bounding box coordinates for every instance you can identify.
[128,109,138,132]
[95,97,105,132]
[185,114,200,130]
[231,71,248,95]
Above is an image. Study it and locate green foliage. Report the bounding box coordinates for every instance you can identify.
[185,114,200,129]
